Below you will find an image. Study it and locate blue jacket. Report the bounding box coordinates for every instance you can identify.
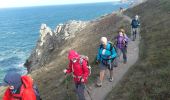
[131,19,140,28]
[97,42,117,63]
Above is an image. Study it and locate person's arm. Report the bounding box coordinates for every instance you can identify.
[81,60,89,83]
[22,89,36,100]
[110,47,117,59]
[3,88,11,100]
[96,47,101,61]
[138,20,140,26]
[66,61,72,74]
[131,20,133,26]
[124,34,129,42]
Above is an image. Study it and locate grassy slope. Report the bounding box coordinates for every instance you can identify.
[28,14,131,100]
[106,0,170,99]
[0,13,131,99]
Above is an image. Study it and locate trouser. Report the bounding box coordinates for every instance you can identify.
[132,28,139,41]
[75,83,85,100]
[117,47,127,63]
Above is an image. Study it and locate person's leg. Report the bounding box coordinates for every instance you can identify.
[116,48,122,62]
[132,28,135,41]
[122,48,127,64]
[135,28,137,40]
[109,62,114,82]
[76,83,85,100]
[98,69,105,85]
[97,63,106,87]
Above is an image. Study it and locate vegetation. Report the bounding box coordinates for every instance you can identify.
[106,0,170,99]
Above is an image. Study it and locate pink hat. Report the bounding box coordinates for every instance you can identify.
[68,50,80,60]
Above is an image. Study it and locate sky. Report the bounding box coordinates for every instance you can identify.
[0,0,121,8]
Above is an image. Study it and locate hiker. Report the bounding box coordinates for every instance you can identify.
[63,50,89,100]
[115,29,129,64]
[96,37,117,87]
[131,15,140,41]
[119,7,124,15]
[2,72,40,100]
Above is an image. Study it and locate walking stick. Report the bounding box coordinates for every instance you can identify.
[85,84,93,100]
[65,75,71,100]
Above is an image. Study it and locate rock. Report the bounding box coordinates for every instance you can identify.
[54,20,88,40]
[24,21,88,72]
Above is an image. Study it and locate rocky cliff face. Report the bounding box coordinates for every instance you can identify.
[24,20,88,72]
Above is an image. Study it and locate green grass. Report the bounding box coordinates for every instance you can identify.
[106,0,170,99]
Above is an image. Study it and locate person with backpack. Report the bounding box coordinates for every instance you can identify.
[96,37,117,87]
[63,50,89,100]
[131,15,140,41]
[115,29,129,64]
[2,72,41,100]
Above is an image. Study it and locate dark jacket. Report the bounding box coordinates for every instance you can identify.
[131,19,140,28]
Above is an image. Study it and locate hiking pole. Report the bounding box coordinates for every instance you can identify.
[85,84,93,100]
[65,75,71,100]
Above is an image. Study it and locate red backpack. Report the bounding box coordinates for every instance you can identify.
[79,55,91,76]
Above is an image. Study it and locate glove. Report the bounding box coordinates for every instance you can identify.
[63,69,67,74]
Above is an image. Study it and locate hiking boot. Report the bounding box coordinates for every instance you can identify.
[96,82,102,87]
[109,77,114,82]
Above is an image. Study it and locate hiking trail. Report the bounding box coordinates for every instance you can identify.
[85,15,140,100]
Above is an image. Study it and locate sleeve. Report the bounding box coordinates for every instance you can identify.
[3,88,11,100]
[124,34,129,42]
[66,61,72,74]
[22,89,36,100]
[96,47,101,61]
[138,20,140,26]
[111,47,117,59]
[131,20,133,26]
[82,60,89,82]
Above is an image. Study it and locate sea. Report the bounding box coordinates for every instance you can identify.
[0,1,130,83]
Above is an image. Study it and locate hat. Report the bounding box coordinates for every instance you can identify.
[68,50,80,60]
[100,37,107,45]
[3,72,22,90]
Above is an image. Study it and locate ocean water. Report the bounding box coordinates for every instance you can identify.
[0,2,130,83]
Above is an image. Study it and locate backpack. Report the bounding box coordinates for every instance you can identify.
[100,41,117,56]
[79,55,91,76]
[16,81,42,100]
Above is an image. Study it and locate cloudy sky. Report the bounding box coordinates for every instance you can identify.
[0,0,121,8]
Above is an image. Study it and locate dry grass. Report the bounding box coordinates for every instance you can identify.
[28,13,131,100]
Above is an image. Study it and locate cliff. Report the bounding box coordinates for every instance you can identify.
[24,20,88,72]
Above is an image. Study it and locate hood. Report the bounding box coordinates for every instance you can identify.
[68,50,80,60]
[3,72,22,90]
[21,75,34,88]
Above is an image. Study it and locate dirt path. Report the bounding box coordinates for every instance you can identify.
[85,16,140,100]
